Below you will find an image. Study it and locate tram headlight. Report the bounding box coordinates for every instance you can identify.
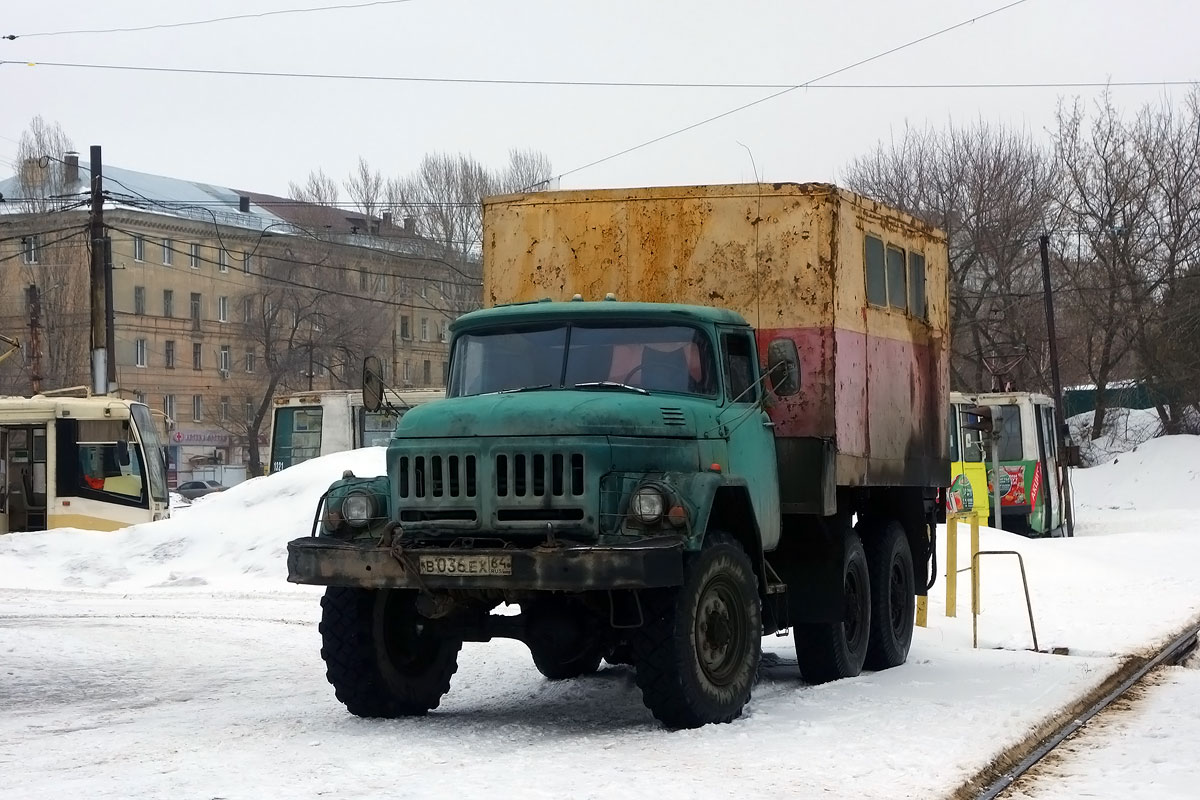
[342,491,374,527]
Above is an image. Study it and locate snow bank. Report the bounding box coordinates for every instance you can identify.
[1070,433,1200,536]
[1067,407,1162,466]
[0,448,386,591]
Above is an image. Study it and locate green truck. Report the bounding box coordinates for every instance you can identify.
[288,183,950,728]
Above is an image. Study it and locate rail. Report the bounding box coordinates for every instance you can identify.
[971,621,1200,799]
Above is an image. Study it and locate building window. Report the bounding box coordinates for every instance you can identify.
[908,252,927,319]
[439,320,448,342]
[420,317,429,341]
[219,345,231,373]
[192,342,203,370]
[162,238,173,265]
[865,235,887,307]
[220,396,230,422]
[218,249,229,273]
[135,338,147,367]
[243,296,254,323]
[190,292,201,330]
[165,340,176,369]
[403,360,411,384]
[190,243,201,268]
[192,395,203,423]
[164,394,176,422]
[423,360,431,385]
[133,235,145,262]
[133,286,146,315]
[22,235,40,264]
[245,347,256,373]
[420,281,427,298]
[400,316,410,339]
[244,397,254,422]
[442,361,449,384]
[134,390,147,405]
[242,251,252,274]
[886,245,907,312]
[163,289,174,318]
[218,296,229,323]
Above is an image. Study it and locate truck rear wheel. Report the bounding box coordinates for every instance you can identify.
[794,529,870,684]
[632,533,761,729]
[862,520,915,670]
[319,587,462,717]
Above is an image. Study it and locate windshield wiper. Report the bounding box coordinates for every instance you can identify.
[497,383,553,394]
[573,381,649,395]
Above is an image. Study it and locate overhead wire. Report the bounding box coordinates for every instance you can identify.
[3,0,419,39]
[547,0,1037,184]
[2,59,1192,92]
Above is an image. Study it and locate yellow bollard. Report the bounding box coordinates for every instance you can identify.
[916,595,928,628]
[970,512,981,615]
[946,514,958,618]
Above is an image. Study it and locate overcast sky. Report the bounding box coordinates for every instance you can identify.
[1,0,1197,200]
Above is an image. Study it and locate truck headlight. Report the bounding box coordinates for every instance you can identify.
[342,491,374,527]
[630,485,665,524]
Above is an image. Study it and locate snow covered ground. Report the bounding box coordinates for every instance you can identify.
[2,437,1200,798]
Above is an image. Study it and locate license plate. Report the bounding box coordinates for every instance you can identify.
[417,554,513,576]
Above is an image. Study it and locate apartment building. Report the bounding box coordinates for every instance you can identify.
[0,155,478,483]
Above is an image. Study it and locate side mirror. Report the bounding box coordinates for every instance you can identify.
[362,355,384,413]
[765,338,801,396]
[116,440,131,466]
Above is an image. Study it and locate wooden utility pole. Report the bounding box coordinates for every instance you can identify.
[26,284,42,393]
[89,145,108,395]
[1040,234,1075,537]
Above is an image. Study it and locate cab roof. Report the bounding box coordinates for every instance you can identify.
[452,300,751,332]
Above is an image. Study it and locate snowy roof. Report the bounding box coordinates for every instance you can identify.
[0,160,293,233]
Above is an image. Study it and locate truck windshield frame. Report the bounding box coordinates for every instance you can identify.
[447,322,720,399]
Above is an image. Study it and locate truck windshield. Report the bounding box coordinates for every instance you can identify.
[448,323,718,398]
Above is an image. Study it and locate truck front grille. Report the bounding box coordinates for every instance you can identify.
[495,452,585,498]
[397,454,478,499]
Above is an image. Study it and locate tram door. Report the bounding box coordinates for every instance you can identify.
[1033,403,1063,534]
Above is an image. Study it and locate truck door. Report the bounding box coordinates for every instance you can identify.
[720,329,780,550]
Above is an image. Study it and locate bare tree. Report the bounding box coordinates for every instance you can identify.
[14,115,77,213]
[208,243,395,475]
[1,117,91,394]
[288,168,340,206]
[1050,93,1160,439]
[845,122,1055,392]
[345,157,384,218]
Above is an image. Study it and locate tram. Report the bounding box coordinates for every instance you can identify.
[0,393,170,533]
[268,388,443,473]
[949,391,1072,537]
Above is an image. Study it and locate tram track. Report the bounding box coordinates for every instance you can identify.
[956,619,1200,800]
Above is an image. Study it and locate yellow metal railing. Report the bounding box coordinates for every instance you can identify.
[917,511,1040,652]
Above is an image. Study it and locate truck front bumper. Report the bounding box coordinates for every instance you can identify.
[286,536,685,591]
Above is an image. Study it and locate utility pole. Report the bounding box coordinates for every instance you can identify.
[1040,234,1075,537]
[26,284,43,394]
[104,235,116,388]
[89,145,108,395]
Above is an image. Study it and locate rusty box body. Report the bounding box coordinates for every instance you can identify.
[482,183,949,509]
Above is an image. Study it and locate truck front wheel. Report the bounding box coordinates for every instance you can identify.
[319,587,462,717]
[632,533,761,729]
[794,529,871,684]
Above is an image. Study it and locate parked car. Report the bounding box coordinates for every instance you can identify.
[175,480,227,500]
